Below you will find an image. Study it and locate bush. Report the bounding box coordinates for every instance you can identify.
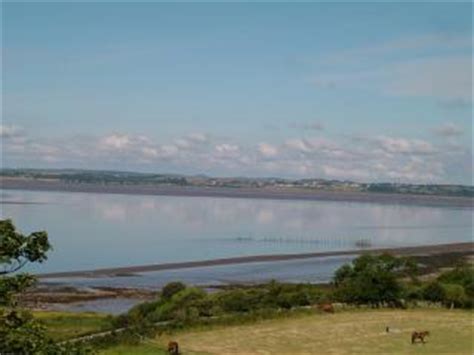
[161,282,186,301]
[157,287,210,324]
[217,289,258,313]
[114,300,159,327]
[170,287,206,306]
[118,281,330,330]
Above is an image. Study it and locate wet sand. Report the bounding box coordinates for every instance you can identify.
[1,178,473,208]
[37,242,474,279]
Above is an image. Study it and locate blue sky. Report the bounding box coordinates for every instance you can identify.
[1,2,472,183]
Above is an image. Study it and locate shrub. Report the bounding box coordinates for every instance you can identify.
[160,287,210,324]
[170,287,206,306]
[115,300,160,326]
[118,281,329,330]
[161,282,186,301]
[217,289,256,313]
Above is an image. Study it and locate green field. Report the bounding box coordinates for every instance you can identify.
[34,311,112,341]
[101,308,473,354]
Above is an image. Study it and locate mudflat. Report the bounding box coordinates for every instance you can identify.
[37,242,473,279]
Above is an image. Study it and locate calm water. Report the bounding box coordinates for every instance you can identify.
[1,189,472,277]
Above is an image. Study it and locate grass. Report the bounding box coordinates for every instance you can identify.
[35,308,467,354]
[34,310,112,341]
[102,308,473,355]
[99,343,206,355]
[174,308,473,354]
[99,344,168,355]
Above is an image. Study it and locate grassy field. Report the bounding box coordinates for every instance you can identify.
[34,310,112,341]
[100,343,205,355]
[101,308,473,354]
[99,344,169,355]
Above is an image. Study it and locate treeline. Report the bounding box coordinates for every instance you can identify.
[2,169,473,198]
[0,169,188,186]
[365,183,474,198]
[59,173,188,186]
[115,254,474,331]
[333,254,474,308]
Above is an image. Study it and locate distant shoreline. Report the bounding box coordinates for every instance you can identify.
[1,178,473,208]
[37,242,474,279]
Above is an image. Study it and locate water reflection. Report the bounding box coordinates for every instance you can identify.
[1,189,472,274]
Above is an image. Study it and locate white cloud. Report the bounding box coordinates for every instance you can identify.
[160,145,179,158]
[375,136,436,155]
[100,134,131,150]
[0,124,22,139]
[284,137,342,158]
[173,133,209,150]
[257,142,278,158]
[1,127,470,184]
[215,143,240,158]
[174,138,192,149]
[285,139,312,153]
[322,165,371,180]
[186,133,208,144]
[384,157,444,182]
[141,147,159,158]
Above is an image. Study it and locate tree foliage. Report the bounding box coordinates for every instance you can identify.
[333,253,416,306]
[437,264,474,297]
[422,280,446,303]
[0,219,91,354]
[0,219,51,275]
[115,281,325,329]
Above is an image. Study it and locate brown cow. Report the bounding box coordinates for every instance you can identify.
[319,303,335,313]
[168,340,179,355]
[411,331,430,344]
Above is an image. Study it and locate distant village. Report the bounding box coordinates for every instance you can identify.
[1,168,472,198]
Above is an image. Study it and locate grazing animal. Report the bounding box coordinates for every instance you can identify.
[168,341,179,355]
[319,303,335,313]
[386,326,390,333]
[411,331,430,344]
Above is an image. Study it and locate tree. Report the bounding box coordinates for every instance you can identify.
[333,253,414,307]
[422,280,446,303]
[0,219,90,354]
[443,284,467,309]
[1,219,50,307]
[437,264,474,295]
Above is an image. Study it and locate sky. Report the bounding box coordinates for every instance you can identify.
[1,2,472,184]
